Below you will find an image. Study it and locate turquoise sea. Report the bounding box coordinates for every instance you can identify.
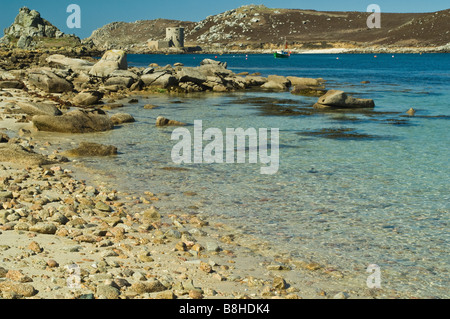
[53,54,450,297]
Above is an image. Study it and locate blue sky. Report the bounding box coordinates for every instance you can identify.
[1,0,448,39]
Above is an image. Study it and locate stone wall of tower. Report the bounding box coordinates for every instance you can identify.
[165,27,184,48]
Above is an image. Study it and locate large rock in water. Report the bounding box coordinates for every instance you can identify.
[314,90,375,109]
[89,50,128,78]
[27,69,73,93]
[32,109,114,133]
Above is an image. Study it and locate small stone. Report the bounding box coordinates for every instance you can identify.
[131,279,166,294]
[205,242,220,252]
[6,270,33,283]
[95,201,112,212]
[133,271,146,281]
[143,104,159,109]
[200,262,213,273]
[101,249,119,258]
[142,206,161,223]
[29,223,57,235]
[96,285,120,299]
[212,273,225,281]
[0,191,13,200]
[138,252,154,263]
[191,243,204,252]
[305,262,322,271]
[74,235,97,243]
[189,289,203,299]
[47,259,59,268]
[333,292,350,299]
[28,241,42,253]
[272,276,287,290]
[157,290,176,299]
[175,242,187,252]
[110,226,125,239]
[267,264,283,271]
[113,278,131,288]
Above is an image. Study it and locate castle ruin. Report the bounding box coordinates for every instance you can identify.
[148,27,184,50]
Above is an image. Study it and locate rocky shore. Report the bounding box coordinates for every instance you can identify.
[0,47,412,300]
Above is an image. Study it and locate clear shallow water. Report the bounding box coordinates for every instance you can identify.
[48,54,450,297]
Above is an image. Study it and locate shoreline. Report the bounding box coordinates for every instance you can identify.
[0,50,419,299]
[0,89,369,300]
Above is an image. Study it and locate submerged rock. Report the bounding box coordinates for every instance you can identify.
[291,85,327,97]
[155,116,186,127]
[63,142,118,157]
[110,113,135,125]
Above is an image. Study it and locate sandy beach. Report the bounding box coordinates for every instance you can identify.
[0,54,406,300]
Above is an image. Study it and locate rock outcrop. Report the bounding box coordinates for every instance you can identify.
[0,7,80,49]
[89,50,128,78]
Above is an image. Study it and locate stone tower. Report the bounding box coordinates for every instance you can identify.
[165,27,184,48]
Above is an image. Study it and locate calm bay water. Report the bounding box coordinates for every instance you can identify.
[49,54,450,297]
